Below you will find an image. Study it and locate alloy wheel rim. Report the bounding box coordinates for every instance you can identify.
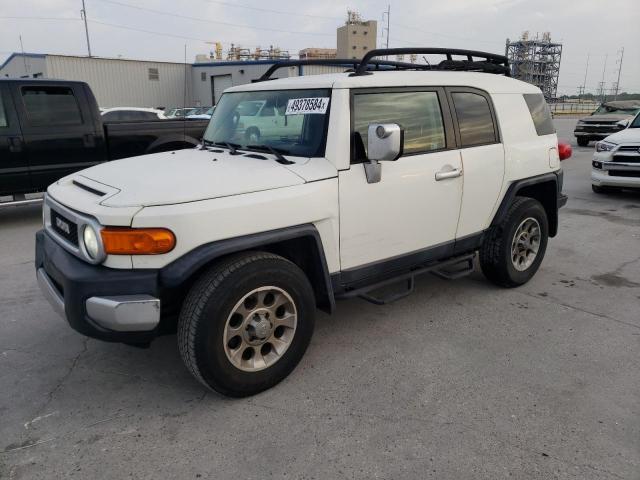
[511,217,541,272]
[223,286,297,372]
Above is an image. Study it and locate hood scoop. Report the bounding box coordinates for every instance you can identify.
[73,180,106,197]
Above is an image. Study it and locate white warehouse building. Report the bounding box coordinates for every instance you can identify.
[1,53,348,109]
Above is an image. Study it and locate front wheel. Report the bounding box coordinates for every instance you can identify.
[480,197,549,288]
[178,252,316,397]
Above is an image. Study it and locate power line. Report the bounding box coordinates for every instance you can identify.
[92,0,333,37]
[195,0,341,21]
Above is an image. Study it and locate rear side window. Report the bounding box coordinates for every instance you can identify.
[523,93,555,136]
[451,92,497,147]
[353,91,446,159]
[21,86,83,126]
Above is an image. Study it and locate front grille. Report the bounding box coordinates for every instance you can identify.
[609,170,640,178]
[612,155,640,163]
[618,145,640,152]
[51,209,79,246]
[581,125,620,133]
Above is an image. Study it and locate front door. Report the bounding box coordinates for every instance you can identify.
[0,83,28,196]
[339,88,463,275]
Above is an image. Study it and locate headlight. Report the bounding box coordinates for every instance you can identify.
[595,141,616,152]
[83,225,100,259]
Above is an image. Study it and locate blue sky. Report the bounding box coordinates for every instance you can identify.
[1,0,639,95]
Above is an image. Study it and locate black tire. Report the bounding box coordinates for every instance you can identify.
[480,197,549,288]
[576,137,589,147]
[244,127,260,144]
[178,252,316,397]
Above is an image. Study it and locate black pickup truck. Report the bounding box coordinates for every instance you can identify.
[0,79,208,205]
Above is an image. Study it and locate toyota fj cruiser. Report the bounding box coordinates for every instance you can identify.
[36,49,570,397]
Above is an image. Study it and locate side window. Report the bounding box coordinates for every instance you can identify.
[0,94,8,128]
[21,86,83,126]
[353,91,446,161]
[259,106,275,117]
[451,92,497,147]
[523,93,555,136]
[102,111,118,122]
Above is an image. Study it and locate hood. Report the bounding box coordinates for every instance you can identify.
[603,128,640,145]
[580,114,633,123]
[78,148,307,207]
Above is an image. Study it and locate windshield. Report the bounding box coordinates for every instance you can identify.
[631,114,640,128]
[593,105,640,116]
[203,89,331,157]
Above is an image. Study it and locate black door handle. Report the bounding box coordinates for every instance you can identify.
[8,136,23,153]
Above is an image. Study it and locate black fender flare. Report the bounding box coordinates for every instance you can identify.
[159,224,336,314]
[491,171,565,237]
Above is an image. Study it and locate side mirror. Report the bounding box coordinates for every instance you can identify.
[363,124,402,184]
[616,119,630,129]
[367,124,402,161]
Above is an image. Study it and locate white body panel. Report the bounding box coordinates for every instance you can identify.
[131,180,340,272]
[338,150,463,270]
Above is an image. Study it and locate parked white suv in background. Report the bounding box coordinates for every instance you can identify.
[36,49,570,397]
[592,112,640,193]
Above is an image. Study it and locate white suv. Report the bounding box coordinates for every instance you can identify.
[36,49,570,397]
[592,112,640,193]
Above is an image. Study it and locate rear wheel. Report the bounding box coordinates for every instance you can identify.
[178,252,315,397]
[480,197,549,288]
[576,137,589,147]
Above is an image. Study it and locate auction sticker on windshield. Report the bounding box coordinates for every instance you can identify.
[285,97,330,115]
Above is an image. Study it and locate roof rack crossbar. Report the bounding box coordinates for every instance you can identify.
[351,48,510,77]
[256,58,432,82]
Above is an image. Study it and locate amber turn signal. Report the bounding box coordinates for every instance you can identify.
[101,227,175,255]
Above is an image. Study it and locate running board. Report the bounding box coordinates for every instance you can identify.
[339,253,476,305]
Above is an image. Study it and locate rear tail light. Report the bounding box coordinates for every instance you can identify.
[558,142,572,161]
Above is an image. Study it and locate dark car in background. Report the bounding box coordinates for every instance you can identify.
[574,100,640,146]
[0,79,208,206]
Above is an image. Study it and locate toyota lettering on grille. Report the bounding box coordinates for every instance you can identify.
[55,217,71,235]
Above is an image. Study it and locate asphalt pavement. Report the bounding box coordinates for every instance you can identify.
[0,118,638,479]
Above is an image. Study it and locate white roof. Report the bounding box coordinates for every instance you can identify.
[227,71,541,95]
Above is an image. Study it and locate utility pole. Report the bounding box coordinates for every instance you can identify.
[579,54,589,104]
[614,47,624,100]
[599,54,607,103]
[81,0,92,57]
[381,5,390,58]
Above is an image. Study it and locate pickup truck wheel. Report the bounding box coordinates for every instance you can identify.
[576,137,589,147]
[480,197,549,288]
[177,252,315,397]
[245,128,260,144]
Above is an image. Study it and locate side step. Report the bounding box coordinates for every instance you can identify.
[340,253,476,305]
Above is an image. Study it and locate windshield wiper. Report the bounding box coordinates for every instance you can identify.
[246,144,294,165]
[207,141,242,155]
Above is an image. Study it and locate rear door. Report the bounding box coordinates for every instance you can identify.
[0,83,28,195]
[12,82,103,190]
[446,88,505,239]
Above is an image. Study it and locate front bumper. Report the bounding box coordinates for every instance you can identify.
[592,169,640,189]
[35,230,163,344]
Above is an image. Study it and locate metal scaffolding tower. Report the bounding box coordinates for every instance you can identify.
[505,32,562,101]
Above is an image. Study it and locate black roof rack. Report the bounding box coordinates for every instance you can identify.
[351,48,510,77]
[256,58,432,82]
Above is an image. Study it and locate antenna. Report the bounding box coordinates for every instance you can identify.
[80,0,92,57]
[19,35,29,76]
